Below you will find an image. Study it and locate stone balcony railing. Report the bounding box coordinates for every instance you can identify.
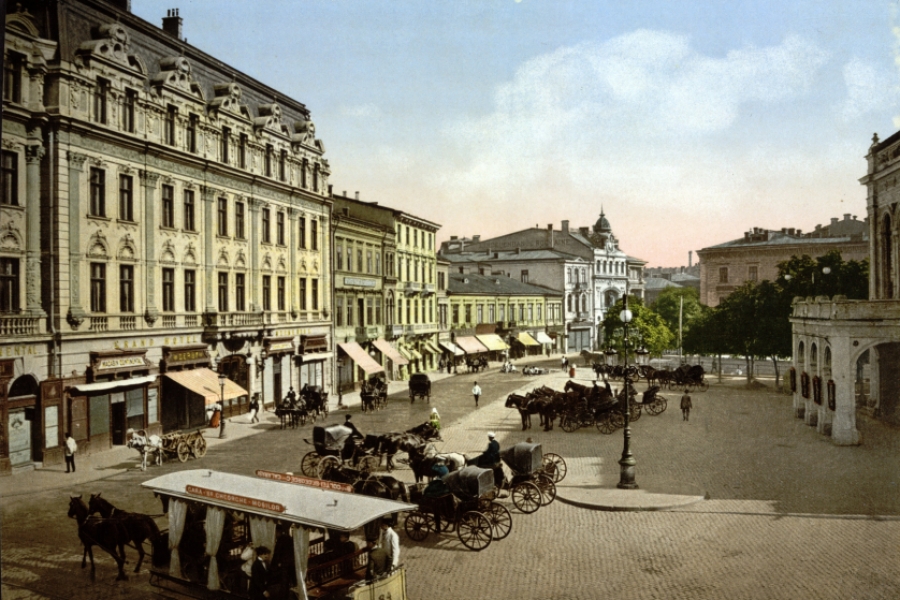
[403,282,421,295]
[791,297,900,322]
[422,283,436,296]
[0,315,42,336]
[355,325,382,342]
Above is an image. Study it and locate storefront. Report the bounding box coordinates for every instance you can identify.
[298,334,329,390]
[513,332,542,358]
[476,333,509,362]
[162,368,248,431]
[337,341,384,390]
[372,337,409,381]
[264,338,296,407]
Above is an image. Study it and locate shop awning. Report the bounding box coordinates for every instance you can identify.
[517,332,541,347]
[439,341,465,356]
[476,333,509,352]
[70,375,158,395]
[337,342,385,375]
[164,369,248,406]
[372,338,409,366]
[535,332,554,345]
[455,336,488,354]
[421,340,442,355]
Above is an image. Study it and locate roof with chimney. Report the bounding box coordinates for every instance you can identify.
[448,273,563,296]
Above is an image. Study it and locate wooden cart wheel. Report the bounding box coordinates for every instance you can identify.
[560,412,579,433]
[647,397,666,416]
[358,455,380,476]
[485,502,512,540]
[176,441,191,463]
[404,511,432,541]
[511,482,541,514]
[457,511,493,551]
[596,413,616,434]
[630,403,642,422]
[541,453,567,483]
[610,411,626,429]
[193,437,208,458]
[316,455,341,479]
[536,474,557,506]
[301,452,321,477]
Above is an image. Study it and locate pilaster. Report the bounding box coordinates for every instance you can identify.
[140,170,160,325]
[24,142,46,318]
[66,151,88,328]
[248,197,261,311]
[202,187,217,314]
[830,337,860,445]
[288,207,298,317]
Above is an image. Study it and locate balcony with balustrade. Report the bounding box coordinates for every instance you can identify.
[0,314,43,337]
[355,325,383,343]
[403,281,421,296]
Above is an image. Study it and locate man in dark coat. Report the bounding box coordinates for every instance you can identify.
[249,546,272,600]
[366,546,391,580]
[680,389,692,421]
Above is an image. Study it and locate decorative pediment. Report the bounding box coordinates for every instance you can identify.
[217,248,230,267]
[211,83,249,117]
[277,257,287,272]
[151,56,204,100]
[118,233,138,261]
[292,118,319,148]
[262,253,273,271]
[160,239,176,264]
[299,258,307,274]
[0,223,23,252]
[183,242,198,265]
[254,103,284,133]
[6,5,40,38]
[77,24,136,71]
[235,250,247,269]
[86,231,109,259]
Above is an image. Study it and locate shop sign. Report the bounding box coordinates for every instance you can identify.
[266,341,294,353]
[256,469,353,493]
[167,349,208,363]
[343,277,377,288]
[186,485,286,513]
[97,356,147,370]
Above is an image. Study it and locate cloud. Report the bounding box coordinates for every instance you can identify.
[839,58,900,124]
[339,103,380,118]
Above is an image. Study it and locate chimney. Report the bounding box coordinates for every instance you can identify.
[844,213,851,221]
[450,236,458,241]
[830,218,838,226]
[355,191,359,200]
[547,223,553,230]
[162,9,183,40]
[688,250,692,267]
[472,235,480,242]
[579,226,589,236]
[561,220,569,233]
[342,190,347,197]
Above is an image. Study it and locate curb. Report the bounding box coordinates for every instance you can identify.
[555,488,708,512]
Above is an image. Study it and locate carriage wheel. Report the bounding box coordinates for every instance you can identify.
[610,411,626,429]
[536,474,557,506]
[699,381,710,392]
[301,452,321,477]
[404,511,432,542]
[511,482,541,514]
[358,455,381,476]
[647,398,666,416]
[176,441,191,463]
[541,454,567,483]
[316,456,341,479]
[560,413,579,433]
[578,408,594,428]
[485,502,512,540]
[457,511,493,551]
[193,437,208,458]
[630,403,642,422]
[596,413,616,435]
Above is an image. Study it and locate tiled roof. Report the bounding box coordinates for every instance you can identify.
[448,273,562,296]
[701,231,862,250]
[644,277,683,290]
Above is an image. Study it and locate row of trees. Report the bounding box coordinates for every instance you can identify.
[601,251,868,385]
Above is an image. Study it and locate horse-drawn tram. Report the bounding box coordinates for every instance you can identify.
[141,469,416,600]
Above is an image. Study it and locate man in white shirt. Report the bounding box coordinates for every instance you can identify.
[380,518,400,568]
[472,382,482,408]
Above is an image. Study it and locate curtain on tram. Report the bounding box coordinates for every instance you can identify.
[250,516,277,555]
[205,506,225,590]
[168,499,188,579]
[292,525,310,600]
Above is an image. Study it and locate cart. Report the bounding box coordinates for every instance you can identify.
[159,429,207,463]
[408,373,431,404]
[301,425,381,479]
[500,442,556,511]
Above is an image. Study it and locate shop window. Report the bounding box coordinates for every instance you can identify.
[126,388,144,431]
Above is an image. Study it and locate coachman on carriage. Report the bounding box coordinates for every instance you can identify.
[301,425,381,480]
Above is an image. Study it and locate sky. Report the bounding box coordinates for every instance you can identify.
[132,0,900,267]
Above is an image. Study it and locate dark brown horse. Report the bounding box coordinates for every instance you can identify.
[506,393,538,430]
[68,495,129,581]
[88,493,167,573]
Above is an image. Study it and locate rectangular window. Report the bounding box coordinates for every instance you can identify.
[3,52,23,103]
[375,253,381,275]
[235,273,245,312]
[405,227,410,246]
[90,263,106,313]
[239,133,247,169]
[488,305,495,323]
[0,258,20,312]
[262,275,271,310]
[123,89,137,133]
[521,270,529,284]
[160,184,174,228]
[499,305,505,321]
[311,278,319,310]
[279,150,287,182]
[217,198,228,236]
[357,250,363,274]
[277,276,286,311]
[276,212,285,245]
[366,250,373,274]
[310,220,318,250]
[90,168,105,217]
[119,265,134,312]
[184,269,196,312]
[187,114,198,153]
[265,145,273,177]
[221,127,231,164]
[161,268,174,312]
[1,151,18,206]
[336,245,343,271]
[117,173,134,221]
[165,105,177,146]
[748,266,758,281]
[94,78,109,124]
[477,304,483,324]
[298,217,307,249]
[367,297,374,325]
[537,305,542,321]
[438,272,445,290]
[719,267,729,284]
[262,208,271,243]
[347,297,354,326]
[235,201,245,239]
[183,189,196,231]
[375,297,382,325]
[301,159,308,188]
[336,296,343,326]
[217,272,228,312]
[299,278,307,311]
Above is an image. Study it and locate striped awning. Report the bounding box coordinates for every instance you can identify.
[337,342,385,375]
[398,346,423,361]
[439,341,465,356]
[476,333,509,352]
[535,332,554,345]
[455,336,488,354]
[421,340,442,355]
[372,338,409,366]
[164,369,248,406]
[517,332,540,347]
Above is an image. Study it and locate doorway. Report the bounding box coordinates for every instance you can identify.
[111,401,127,445]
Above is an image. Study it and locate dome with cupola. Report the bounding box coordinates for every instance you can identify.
[593,209,612,234]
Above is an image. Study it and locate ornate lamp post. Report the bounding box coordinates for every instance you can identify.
[257,350,267,412]
[337,362,344,408]
[617,295,638,490]
[217,372,227,439]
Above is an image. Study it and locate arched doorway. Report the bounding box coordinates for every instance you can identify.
[7,374,39,467]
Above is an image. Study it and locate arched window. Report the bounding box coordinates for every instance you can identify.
[824,346,832,380]
[810,343,818,371]
[797,341,805,366]
[882,214,893,299]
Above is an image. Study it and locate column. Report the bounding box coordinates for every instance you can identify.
[140,170,160,325]
[202,187,217,315]
[65,152,88,328]
[830,336,860,445]
[24,142,46,317]
[288,208,298,317]
[248,198,261,311]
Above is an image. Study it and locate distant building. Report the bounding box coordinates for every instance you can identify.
[697,214,868,306]
[643,277,683,305]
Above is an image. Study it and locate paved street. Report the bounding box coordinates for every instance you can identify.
[2,358,898,600]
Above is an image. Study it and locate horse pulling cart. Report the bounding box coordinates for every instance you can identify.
[407,373,431,404]
[301,425,381,479]
[142,469,415,600]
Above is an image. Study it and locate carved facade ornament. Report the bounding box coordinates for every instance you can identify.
[211,83,248,116]
[312,259,319,273]
[151,56,204,99]
[24,144,45,163]
[117,233,138,261]
[139,170,160,186]
[262,254,273,271]
[184,242,198,265]
[0,223,24,252]
[293,118,317,147]
[67,151,88,168]
[160,239,177,264]
[235,250,247,269]
[2,139,21,151]
[217,248,230,267]
[86,231,109,259]
[254,103,284,133]
[6,5,41,38]
[77,23,137,72]
[277,257,287,272]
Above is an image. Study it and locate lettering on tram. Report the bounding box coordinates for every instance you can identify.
[255,469,354,493]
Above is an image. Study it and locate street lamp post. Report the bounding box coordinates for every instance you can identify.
[617,293,638,490]
[257,351,267,413]
[337,362,344,408]
[785,266,832,296]
[217,372,227,439]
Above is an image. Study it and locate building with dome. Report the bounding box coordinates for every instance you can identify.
[439,212,646,352]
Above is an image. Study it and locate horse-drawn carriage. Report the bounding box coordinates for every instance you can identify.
[301,425,381,479]
[361,376,389,412]
[408,373,431,404]
[126,428,206,470]
[498,442,558,513]
[404,466,510,551]
[141,469,415,600]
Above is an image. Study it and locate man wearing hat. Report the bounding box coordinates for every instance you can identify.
[249,546,272,600]
[380,518,400,569]
[476,432,501,469]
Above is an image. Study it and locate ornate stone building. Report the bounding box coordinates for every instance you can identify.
[0,0,332,474]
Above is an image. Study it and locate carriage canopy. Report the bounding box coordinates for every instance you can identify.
[313,425,353,452]
[500,442,543,476]
[443,466,495,499]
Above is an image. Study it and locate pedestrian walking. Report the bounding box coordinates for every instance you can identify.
[64,432,77,473]
[429,407,441,431]
[680,389,692,421]
[560,356,567,372]
[249,394,260,423]
[472,381,482,408]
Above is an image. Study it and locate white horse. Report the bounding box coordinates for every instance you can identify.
[423,443,466,473]
[126,429,163,471]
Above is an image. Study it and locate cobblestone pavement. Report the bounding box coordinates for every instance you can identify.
[2,358,899,599]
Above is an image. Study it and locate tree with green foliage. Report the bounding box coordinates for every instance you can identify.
[776,250,869,301]
[651,287,703,348]
[601,296,674,358]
